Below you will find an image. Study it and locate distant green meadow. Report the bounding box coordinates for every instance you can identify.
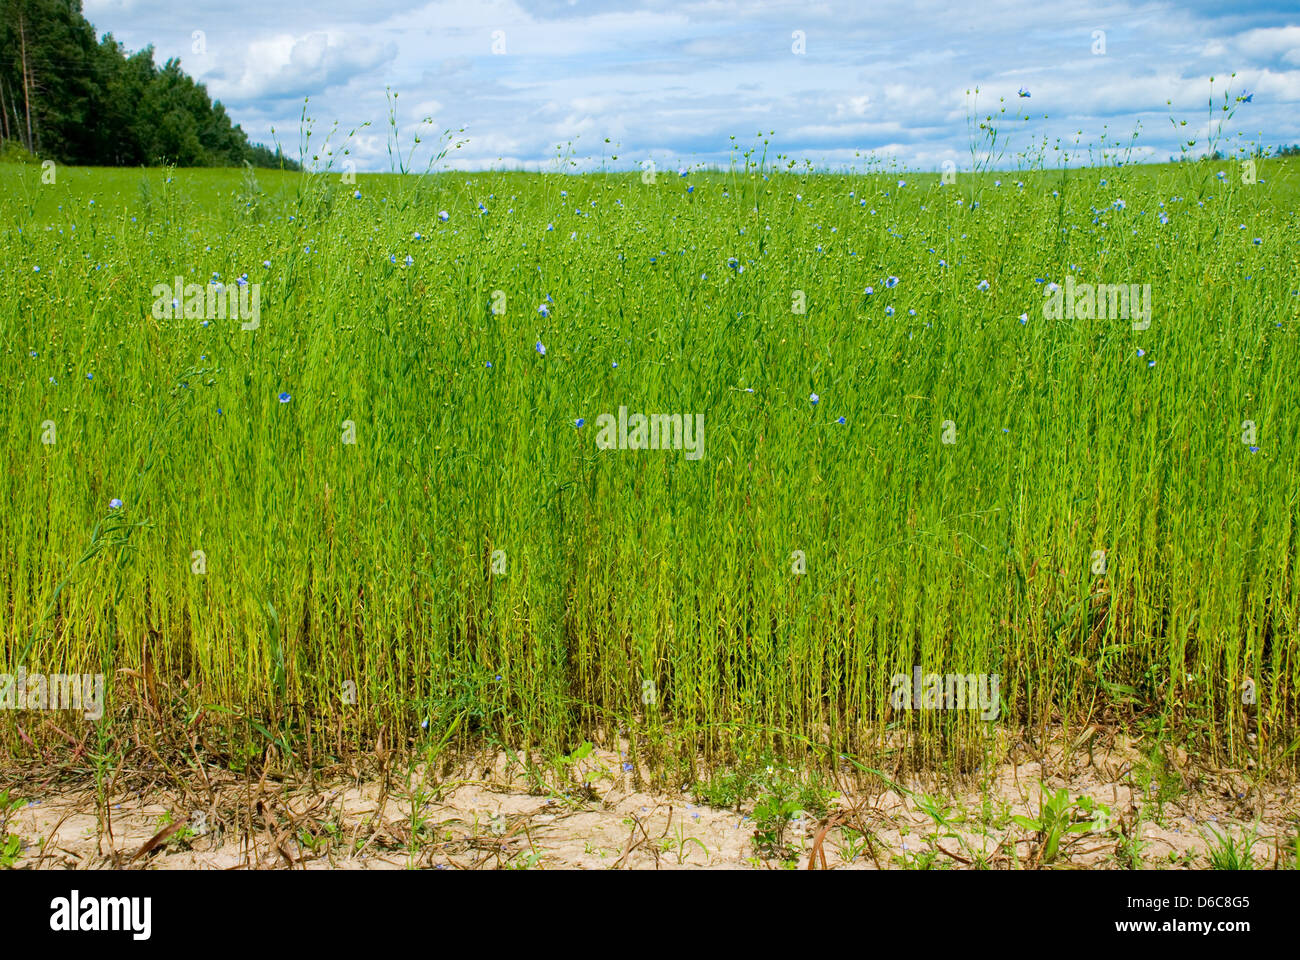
[1,155,1297,775]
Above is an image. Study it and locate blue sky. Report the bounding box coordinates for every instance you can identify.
[82,0,1300,172]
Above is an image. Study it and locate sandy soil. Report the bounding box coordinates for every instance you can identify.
[3,730,1296,870]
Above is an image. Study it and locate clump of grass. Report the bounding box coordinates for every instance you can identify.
[692,748,835,862]
[1204,824,1260,870]
[0,790,24,868]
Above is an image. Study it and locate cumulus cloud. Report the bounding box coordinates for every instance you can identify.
[200,32,394,103]
[1227,25,1300,64]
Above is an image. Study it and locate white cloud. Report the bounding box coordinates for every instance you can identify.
[77,0,1300,170]
[1235,25,1300,63]
[201,32,394,102]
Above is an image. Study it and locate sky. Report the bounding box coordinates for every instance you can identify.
[81,0,1300,173]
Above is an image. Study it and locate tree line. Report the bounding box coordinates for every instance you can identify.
[1205,146,1300,160]
[0,0,299,169]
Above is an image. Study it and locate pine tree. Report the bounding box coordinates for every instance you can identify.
[0,0,300,168]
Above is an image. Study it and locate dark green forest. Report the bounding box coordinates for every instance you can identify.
[0,0,299,168]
